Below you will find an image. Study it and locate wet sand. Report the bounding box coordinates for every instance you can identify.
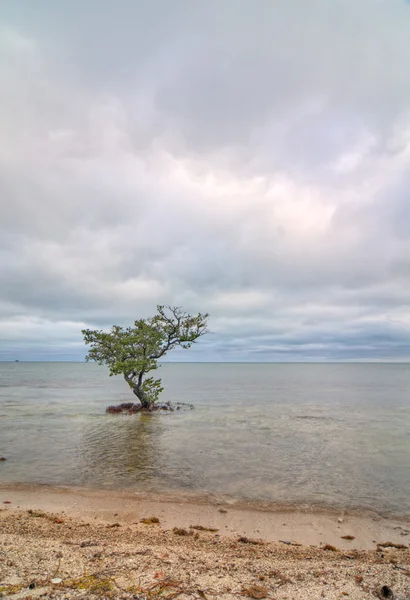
[1,484,410,599]
[1,483,410,550]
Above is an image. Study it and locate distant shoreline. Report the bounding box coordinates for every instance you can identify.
[2,360,409,363]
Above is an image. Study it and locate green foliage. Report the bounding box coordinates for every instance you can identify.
[82,306,209,408]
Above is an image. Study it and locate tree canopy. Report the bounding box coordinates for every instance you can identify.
[82,305,209,410]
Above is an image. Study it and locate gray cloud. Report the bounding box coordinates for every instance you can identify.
[1,0,410,361]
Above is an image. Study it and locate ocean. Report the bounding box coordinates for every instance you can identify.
[0,362,409,516]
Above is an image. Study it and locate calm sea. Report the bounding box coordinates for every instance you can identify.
[0,362,409,516]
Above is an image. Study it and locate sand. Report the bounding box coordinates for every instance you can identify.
[1,483,410,599]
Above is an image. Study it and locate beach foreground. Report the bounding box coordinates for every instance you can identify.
[1,485,409,599]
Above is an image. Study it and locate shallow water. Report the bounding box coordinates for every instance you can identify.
[0,362,409,516]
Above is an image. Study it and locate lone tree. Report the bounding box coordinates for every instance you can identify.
[82,306,209,411]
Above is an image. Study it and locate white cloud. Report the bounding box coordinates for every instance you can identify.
[0,1,410,360]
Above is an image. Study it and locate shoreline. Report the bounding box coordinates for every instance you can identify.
[1,482,410,550]
[1,480,408,519]
[1,483,409,599]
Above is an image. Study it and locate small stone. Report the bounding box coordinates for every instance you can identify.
[379,586,394,599]
[322,544,339,551]
[338,518,344,523]
[173,527,191,536]
[0,457,6,461]
[243,584,268,599]
[140,516,160,524]
[51,578,62,584]
[80,540,97,548]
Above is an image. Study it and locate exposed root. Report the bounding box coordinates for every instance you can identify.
[106,401,194,414]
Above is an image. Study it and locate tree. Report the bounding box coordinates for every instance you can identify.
[82,306,209,410]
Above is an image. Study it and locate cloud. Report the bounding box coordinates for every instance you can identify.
[0,1,410,361]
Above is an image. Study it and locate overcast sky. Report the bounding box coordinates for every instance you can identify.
[1,0,410,362]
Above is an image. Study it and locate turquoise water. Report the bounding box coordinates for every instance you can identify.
[0,362,409,515]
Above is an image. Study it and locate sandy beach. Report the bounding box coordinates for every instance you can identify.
[1,484,409,599]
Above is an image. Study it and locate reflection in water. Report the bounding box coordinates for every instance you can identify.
[75,414,166,488]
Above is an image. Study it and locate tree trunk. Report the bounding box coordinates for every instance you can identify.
[124,372,152,411]
[132,386,152,410]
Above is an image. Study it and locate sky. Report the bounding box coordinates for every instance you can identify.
[1,0,410,362]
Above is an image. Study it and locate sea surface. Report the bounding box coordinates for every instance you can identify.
[0,362,409,516]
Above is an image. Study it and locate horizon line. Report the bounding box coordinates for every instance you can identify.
[1,360,409,365]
